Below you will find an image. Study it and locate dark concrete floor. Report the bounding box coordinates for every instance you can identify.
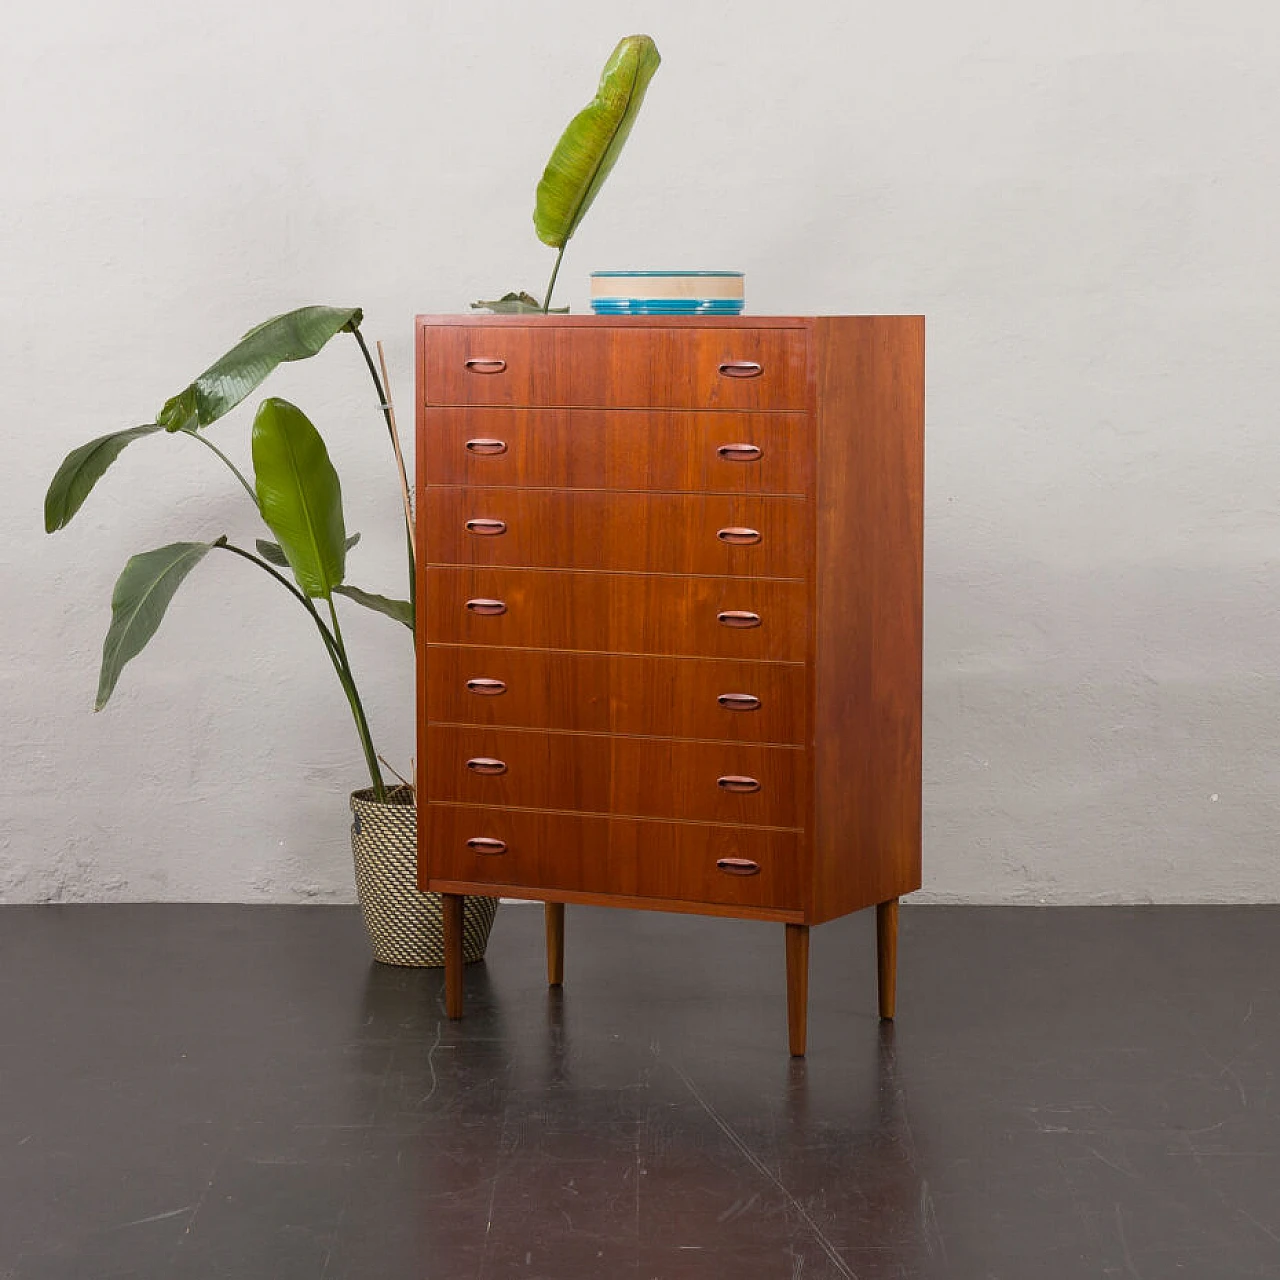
[0,903,1277,1279]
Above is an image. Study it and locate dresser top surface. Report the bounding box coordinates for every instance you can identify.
[416,314,923,328]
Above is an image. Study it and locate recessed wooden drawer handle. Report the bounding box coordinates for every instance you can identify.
[466,598,508,616]
[717,775,761,794]
[466,837,507,855]
[466,757,508,776]
[716,857,761,876]
[717,527,761,546]
[718,361,763,379]
[717,443,762,462]
[464,358,507,374]
[717,693,760,711]
[465,518,508,536]
[466,678,507,696]
[718,610,761,629]
[465,438,508,456]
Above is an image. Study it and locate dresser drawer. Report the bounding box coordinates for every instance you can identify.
[426,726,803,828]
[422,325,808,410]
[426,647,806,744]
[425,487,808,579]
[425,804,804,910]
[423,409,810,495]
[425,568,808,661]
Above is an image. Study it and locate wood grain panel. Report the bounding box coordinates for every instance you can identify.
[425,488,807,579]
[421,324,809,410]
[423,408,810,495]
[810,316,924,921]
[425,647,806,744]
[423,804,805,910]
[415,313,926,974]
[426,726,803,827]
[425,567,808,661]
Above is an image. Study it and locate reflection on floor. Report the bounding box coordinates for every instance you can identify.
[1,902,1277,1278]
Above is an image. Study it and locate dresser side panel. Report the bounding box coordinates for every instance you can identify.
[811,316,924,920]
[415,319,433,887]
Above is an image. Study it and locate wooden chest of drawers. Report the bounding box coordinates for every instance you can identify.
[415,315,924,1054]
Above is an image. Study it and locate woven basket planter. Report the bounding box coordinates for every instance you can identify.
[350,785,497,967]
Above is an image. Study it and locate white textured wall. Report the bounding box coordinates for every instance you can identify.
[3,1,1278,903]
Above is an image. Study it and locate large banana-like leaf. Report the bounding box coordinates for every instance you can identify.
[251,398,347,599]
[256,532,359,568]
[45,424,163,532]
[533,35,660,249]
[46,307,360,529]
[157,306,362,432]
[470,291,568,315]
[96,540,218,710]
[334,584,414,632]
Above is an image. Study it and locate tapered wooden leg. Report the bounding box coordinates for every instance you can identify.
[876,898,899,1020]
[785,923,810,1057]
[545,902,565,987]
[443,893,464,1019]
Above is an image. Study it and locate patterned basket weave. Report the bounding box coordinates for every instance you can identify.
[350,786,497,967]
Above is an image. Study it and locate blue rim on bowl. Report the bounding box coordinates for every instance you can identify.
[590,299,744,315]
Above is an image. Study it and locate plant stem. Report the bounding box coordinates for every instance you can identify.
[349,326,417,633]
[376,339,417,632]
[326,596,386,802]
[217,541,385,800]
[350,328,415,555]
[376,339,415,560]
[180,429,259,508]
[216,539,338,654]
[542,244,567,314]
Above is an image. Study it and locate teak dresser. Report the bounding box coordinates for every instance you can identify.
[415,314,923,1055]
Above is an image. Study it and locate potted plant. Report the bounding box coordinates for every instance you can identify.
[474,33,660,314]
[44,305,497,967]
[44,34,663,965]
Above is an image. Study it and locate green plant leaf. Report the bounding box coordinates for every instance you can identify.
[251,398,347,599]
[45,425,164,532]
[334,584,414,631]
[471,291,567,315]
[96,540,218,710]
[533,35,661,250]
[254,538,289,568]
[157,386,199,433]
[256,531,359,568]
[157,306,362,432]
